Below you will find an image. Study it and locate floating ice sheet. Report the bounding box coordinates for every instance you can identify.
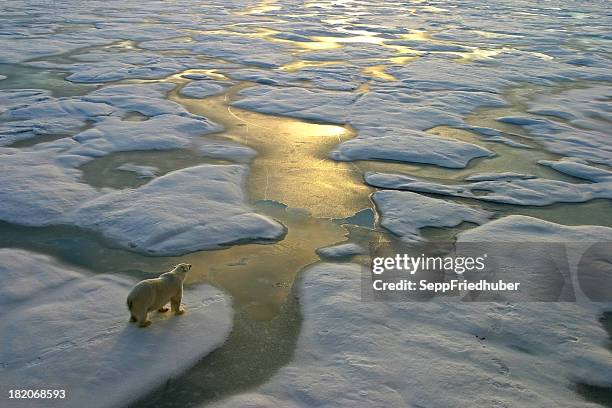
[372,190,491,243]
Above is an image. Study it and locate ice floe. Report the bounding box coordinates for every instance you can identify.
[56,114,219,157]
[365,164,612,206]
[538,159,612,183]
[0,249,82,307]
[330,129,493,168]
[496,86,612,166]
[316,242,366,259]
[464,172,536,182]
[0,148,100,226]
[0,153,283,254]
[372,190,491,243]
[458,214,612,243]
[191,34,295,68]
[81,83,194,117]
[196,139,258,163]
[0,249,232,408]
[69,165,286,255]
[457,215,612,302]
[0,36,111,63]
[233,83,506,132]
[0,90,114,145]
[233,85,357,124]
[180,81,229,99]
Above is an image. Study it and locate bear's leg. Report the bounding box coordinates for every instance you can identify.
[130,315,137,322]
[171,297,184,315]
[137,311,151,328]
[139,320,152,328]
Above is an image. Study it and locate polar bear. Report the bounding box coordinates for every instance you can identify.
[127,263,192,327]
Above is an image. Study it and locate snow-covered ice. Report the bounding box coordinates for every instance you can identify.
[538,159,612,183]
[316,242,366,259]
[211,260,612,408]
[58,114,218,157]
[0,148,100,226]
[0,89,115,145]
[0,249,233,408]
[0,36,112,64]
[82,83,204,118]
[190,34,295,68]
[495,86,612,166]
[330,129,493,168]
[70,165,286,255]
[0,249,82,307]
[233,83,507,133]
[180,81,229,99]
[458,214,612,243]
[372,190,491,243]
[196,139,258,163]
[457,215,612,302]
[365,165,612,206]
[464,172,537,182]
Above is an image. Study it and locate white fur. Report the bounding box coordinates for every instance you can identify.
[127,263,192,327]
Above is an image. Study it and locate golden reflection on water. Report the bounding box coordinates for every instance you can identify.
[280,59,343,72]
[175,83,372,218]
[181,203,349,320]
[362,65,397,81]
[154,47,570,322]
[399,30,432,41]
[165,68,230,81]
[165,80,375,319]
[236,0,281,15]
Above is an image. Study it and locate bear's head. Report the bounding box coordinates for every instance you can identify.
[173,263,192,279]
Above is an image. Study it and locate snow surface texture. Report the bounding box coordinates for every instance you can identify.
[365,161,612,206]
[372,190,491,243]
[212,258,612,407]
[0,249,233,408]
